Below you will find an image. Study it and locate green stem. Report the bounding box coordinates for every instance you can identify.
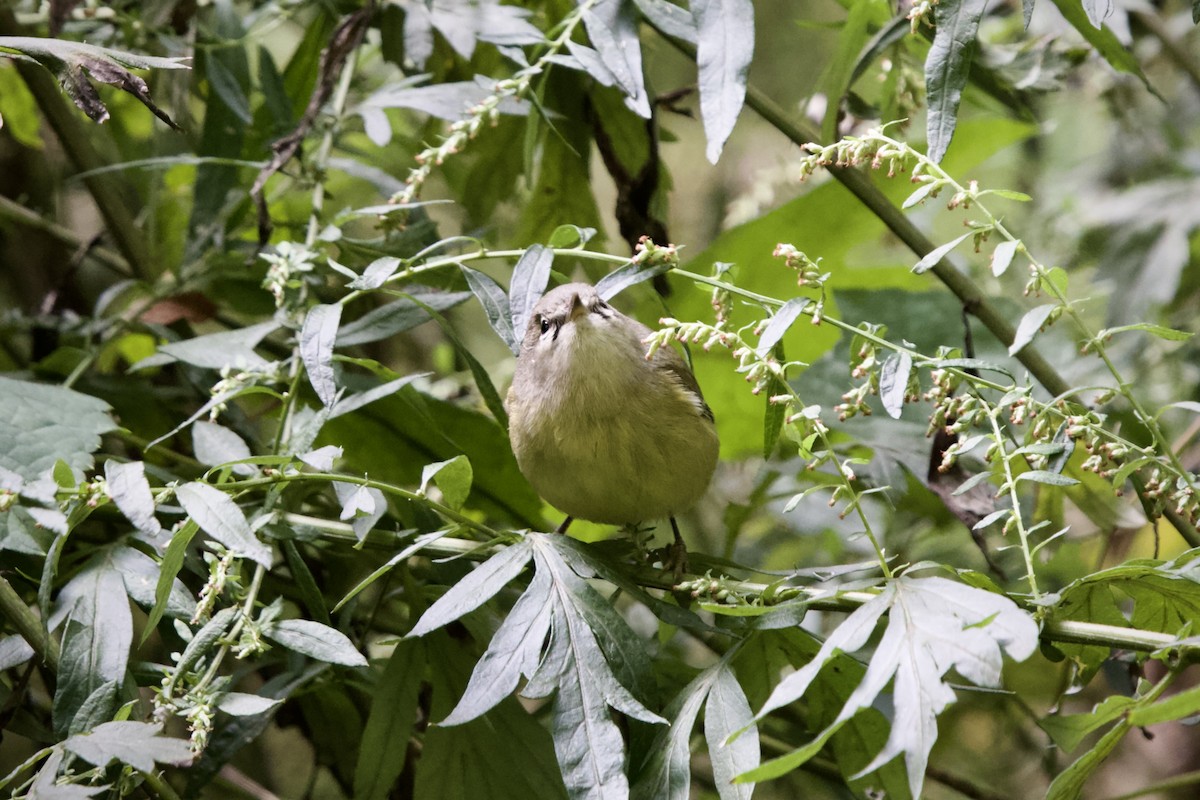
[987,407,1041,598]
[0,574,59,672]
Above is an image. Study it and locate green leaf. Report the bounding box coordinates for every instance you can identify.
[706,663,758,800]
[330,374,426,419]
[111,546,196,621]
[1044,718,1129,800]
[347,256,401,290]
[0,376,116,480]
[192,421,254,475]
[756,298,810,357]
[415,633,568,799]
[420,455,473,511]
[281,539,330,625]
[816,0,886,143]
[632,0,697,42]
[913,231,973,273]
[264,619,367,667]
[216,692,282,716]
[157,320,279,370]
[301,303,342,407]
[1100,322,1193,342]
[176,482,272,567]
[408,538,535,638]
[337,291,471,347]
[142,521,198,645]
[755,576,1037,798]
[52,563,132,734]
[632,667,714,800]
[692,0,754,163]
[581,1,650,117]
[879,352,912,419]
[1008,303,1056,356]
[991,239,1019,277]
[1128,683,1200,727]
[460,265,517,354]
[64,721,193,771]
[104,460,162,540]
[0,635,35,671]
[1046,0,1153,90]
[205,54,251,123]
[333,483,385,543]
[594,258,668,301]
[923,0,988,162]
[354,640,425,800]
[510,245,554,338]
[1017,469,1079,487]
[410,295,510,427]
[1038,695,1134,752]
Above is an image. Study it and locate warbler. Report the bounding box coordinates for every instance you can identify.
[505,282,719,566]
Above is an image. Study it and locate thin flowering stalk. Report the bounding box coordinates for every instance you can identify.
[391,0,602,204]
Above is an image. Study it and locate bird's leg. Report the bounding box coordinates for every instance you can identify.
[554,516,574,534]
[666,517,689,581]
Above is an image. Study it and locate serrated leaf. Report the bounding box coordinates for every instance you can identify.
[176,482,272,566]
[104,460,162,540]
[354,639,424,800]
[420,455,473,511]
[756,298,810,357]
[1017,470,1079,487]
[461,265,517,354]
[441,567,553,726]
[879,352,912,419]
[1038,695,1133,752]
[1044,719,1128,800]
[913,231,973,273]
[509,245,554,338]
[1008,303,1056,356]
[692,0,754,163]
[0,376,116,480]
[64,721,193,771]
[924,0,988,163]
[301,303,342,407]
[264,619,367,667]
[158,320,279,370]
[707,663,758,800]
[991,239,1018,276]
[754,576,1037,798]
[408,538,534,638]
[523,535,665,797]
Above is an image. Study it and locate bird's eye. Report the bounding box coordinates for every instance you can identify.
[539,318,551,335]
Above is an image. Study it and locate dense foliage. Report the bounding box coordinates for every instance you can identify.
[2,0,1200,798]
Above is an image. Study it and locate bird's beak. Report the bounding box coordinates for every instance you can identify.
[569,293,588,321]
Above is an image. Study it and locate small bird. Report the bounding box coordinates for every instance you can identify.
[505,283,719,571]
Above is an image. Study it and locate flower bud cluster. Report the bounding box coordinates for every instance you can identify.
[773,243,828,290]
[676,572,750,604]
[261,241,318,313]
[209,362,284,422]
[193,548,239,625]
[632,235,680,268]
[908,0,937,30]
[799,132,914,180]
